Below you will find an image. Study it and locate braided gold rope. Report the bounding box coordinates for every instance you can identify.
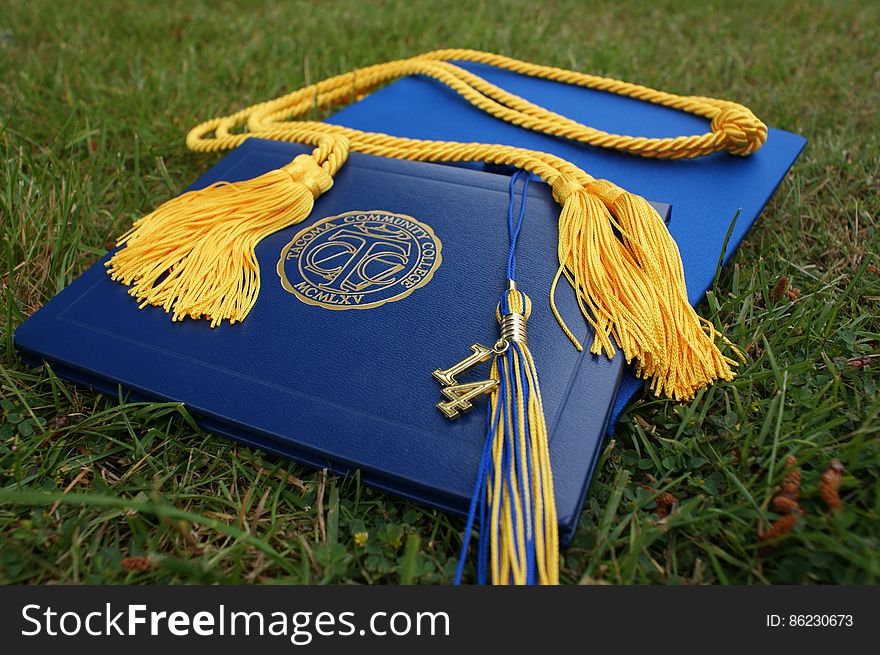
[187,49,767,161]
[110,49,759,400]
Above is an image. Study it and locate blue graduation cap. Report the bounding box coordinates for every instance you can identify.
[15,51,805,584]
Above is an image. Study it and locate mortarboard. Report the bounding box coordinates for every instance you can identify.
[16,50,802,584]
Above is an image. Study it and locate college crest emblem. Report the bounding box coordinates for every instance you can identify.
[277,210,442,310]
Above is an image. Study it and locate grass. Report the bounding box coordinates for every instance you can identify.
[1,0,878,584]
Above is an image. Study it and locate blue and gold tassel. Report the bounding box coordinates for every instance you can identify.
[449,171,559,585]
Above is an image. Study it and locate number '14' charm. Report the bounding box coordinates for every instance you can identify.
[432,343,503,419]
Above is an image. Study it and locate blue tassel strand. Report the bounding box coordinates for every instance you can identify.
[455,171,559,585]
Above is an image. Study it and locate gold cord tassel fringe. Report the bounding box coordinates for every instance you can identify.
[106,154,334,327]
[107,49,765,401]
[551,178,744,401]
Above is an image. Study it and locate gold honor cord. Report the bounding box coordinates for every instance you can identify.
[107,49,763,402]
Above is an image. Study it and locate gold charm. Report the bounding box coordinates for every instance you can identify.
[437,378,498,419]
[433,342,507,419]
[433,343,493,386]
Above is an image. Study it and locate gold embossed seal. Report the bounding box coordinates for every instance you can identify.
[278,210,442,310]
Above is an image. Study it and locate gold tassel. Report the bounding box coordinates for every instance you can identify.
[550,178,744,401]
[106,153,334,327]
